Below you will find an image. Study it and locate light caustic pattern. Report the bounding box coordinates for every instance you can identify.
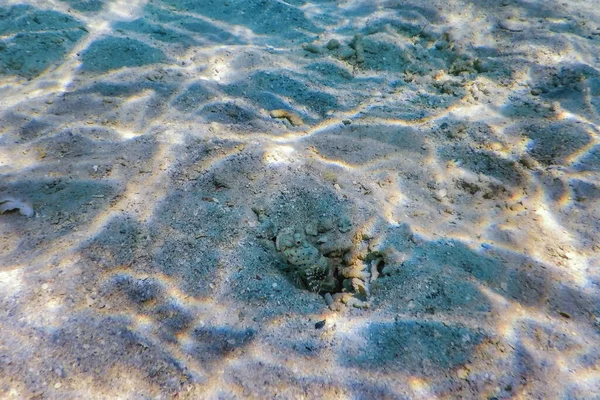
[0,0,599,398]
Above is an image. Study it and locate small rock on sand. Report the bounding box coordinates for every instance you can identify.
[498,18,526,32]
[270,109,304,126]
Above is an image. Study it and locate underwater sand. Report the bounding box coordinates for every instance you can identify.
[1,0,600,398]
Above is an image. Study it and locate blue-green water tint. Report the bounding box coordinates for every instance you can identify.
[113,19,198,48]
[59,0,105,13]
[0,5,83,33]
[223,71,338,118]
[1,1,599,397]
[173,83,215,112]
[0,5,86,78]
[136,4,243,46]
[80,37,165,72]
[158,0,321,42]
[341,320,484,374]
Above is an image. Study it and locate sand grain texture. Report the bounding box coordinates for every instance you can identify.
[1,0,599,398]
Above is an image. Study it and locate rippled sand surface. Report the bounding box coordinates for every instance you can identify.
[1,0,599,398]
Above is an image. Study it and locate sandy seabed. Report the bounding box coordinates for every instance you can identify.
[1,0,600,398]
